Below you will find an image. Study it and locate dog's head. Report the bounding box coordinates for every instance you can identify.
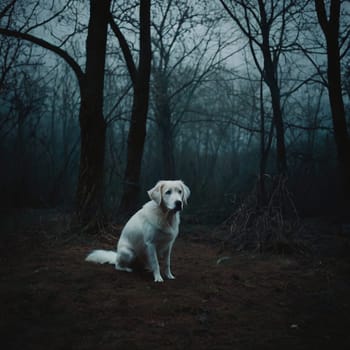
[147,180,190,212]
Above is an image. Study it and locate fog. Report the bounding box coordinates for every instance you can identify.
[0,0,349,227]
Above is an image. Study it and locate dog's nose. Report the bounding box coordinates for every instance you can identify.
[175,200,182,209]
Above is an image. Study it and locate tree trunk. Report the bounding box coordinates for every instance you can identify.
[117,89,148,217]
[315,0,350,216]
[258,78,267,206]
[269,80,287,176]
[0,1,110,231]
[154,74,176,179]
[75,0,110,232]
[261,42,287,176]
[160,119,176,179]
[118,0,151,218]
[327,36,350,212]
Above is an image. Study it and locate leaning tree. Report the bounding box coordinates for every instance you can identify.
[0,0,111,232]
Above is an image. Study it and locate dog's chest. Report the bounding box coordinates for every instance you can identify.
[152,226,178,245]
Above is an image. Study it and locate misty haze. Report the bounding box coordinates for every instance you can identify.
[0,1,349,349]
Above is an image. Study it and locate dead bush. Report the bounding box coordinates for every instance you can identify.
[216,176,304,253]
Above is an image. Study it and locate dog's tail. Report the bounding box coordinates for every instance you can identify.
[85,250,117,264]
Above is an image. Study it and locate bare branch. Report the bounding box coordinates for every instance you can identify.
[109,13,137,86]
[0,28,84,88]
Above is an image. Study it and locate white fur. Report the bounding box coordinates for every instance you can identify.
[85,250,117,264]
[85,180,190,282]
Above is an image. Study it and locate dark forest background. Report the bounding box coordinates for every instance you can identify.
[0,0,349,233]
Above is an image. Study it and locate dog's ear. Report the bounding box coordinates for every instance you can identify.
[179,181,191,205]
[147,181,164,206]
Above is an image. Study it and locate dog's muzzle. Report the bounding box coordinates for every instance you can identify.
[174,200,183,211]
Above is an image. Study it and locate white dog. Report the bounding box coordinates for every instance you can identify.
[86,180,190,282]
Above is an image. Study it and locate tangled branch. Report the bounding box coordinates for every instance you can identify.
[217,175,303,253]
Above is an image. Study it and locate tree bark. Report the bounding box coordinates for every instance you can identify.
[160,116,176,179]
[258,0,287,176]
[259,77,267,206]
[269,79,287,176]
[154,72,176,179]
[117,0,151,218]
[315,0,350,215]
[75,0,110,231]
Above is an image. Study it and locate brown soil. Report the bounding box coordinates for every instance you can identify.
[1,221,350,350]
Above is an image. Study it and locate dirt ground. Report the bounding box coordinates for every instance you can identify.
[1,218,350,350]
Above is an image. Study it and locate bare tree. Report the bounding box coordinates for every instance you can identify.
[0,0,111,232]
[151,0,234,179]
[109,0,152,218]
[219,0,307,176]
[314,0,350,214]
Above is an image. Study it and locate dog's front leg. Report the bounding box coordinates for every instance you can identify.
[146,243,163,282]
[164,243,175,279]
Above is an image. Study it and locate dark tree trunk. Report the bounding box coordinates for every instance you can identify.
[117,88,148,216]
[118,0,151,218]
[160,117,176,180]
[269,80,287,176]
[258,0,287,176]
[327,37,350,212]
[0,1,110,231]
[315,0,350,215]
[75,0,110,232]
[153,72,176,179]
[258,78,268,206]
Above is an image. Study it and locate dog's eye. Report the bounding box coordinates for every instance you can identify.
[165,190,172,195]
[178,190,182,194]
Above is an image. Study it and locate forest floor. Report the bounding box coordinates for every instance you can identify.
[1,213,350,350]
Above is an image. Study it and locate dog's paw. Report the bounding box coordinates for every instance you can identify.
[154,275,164,283]
[165,272,176,280]
[115,264,132,273]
